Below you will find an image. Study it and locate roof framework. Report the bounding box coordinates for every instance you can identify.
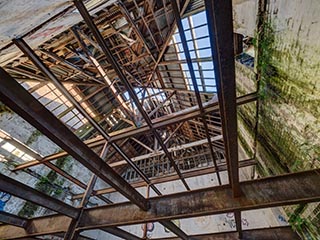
[0,0,317,239]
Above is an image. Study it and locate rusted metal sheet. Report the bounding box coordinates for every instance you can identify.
[0,67,148,210]
[0,170,318,239]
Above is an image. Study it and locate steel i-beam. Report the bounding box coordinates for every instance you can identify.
[73,0,190,192]
[171,0,222,185]
[13,37,161,198]
[205,0,240,197]
[0,67,148,210]
[0,169,319,239]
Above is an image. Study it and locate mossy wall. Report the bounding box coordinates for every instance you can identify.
[235,0,320,238]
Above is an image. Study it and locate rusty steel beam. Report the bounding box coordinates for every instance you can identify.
[205,0,240,197]
[159,220,189,240]
[64,143,111,240]
[0,173,79,219]
[13,92,257,171]
[0,67,148,210]
[0,212,29,228]
[39,48,104,84]
[0,169,319,239]
[171,0,222,185]
[109,93,257,143]
[13,38,154,207]
[73,0,189,193]
[101,227,142,240]
[152,226,300,240]
[72,158,256,200]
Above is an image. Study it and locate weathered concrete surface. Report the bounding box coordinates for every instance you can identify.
[0,0,117,66]
[236,0,320,238]
[233,0,258,37]
[259,0,320,174]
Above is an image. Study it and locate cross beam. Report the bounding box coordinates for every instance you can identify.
[0,67,148,210]
[152,226,300,240]
[0,174,79,219]
[0,211,28,228]
[0,169,318,239]
[13,92,257,172]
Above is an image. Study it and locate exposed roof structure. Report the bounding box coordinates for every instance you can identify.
[0,0,318,239]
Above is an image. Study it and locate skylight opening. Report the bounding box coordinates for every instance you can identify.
[172,10,217,94]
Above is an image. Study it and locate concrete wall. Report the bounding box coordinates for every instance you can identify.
[233,0,258,37]
[236,0,320,238]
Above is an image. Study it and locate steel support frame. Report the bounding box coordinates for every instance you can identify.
[74,0,190,194]
[205,0,240,198]
[13,93,257,172]
[0,173,79,219]
[73,2,191,237]
[13,38,157,208]
[0,169,319,239]
[0,67,148,210]
[72,158,256,200]
[73,0,189,193]
[171,0,222,185]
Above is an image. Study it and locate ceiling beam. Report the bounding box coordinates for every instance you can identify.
[13,92,257,172]
[0,67,148,210]
[72,158,256,200]
[205,0,240,198]
[0,211,29,228]
[0,173,79,219]
[152,226,300,240]
[0,169,318,239]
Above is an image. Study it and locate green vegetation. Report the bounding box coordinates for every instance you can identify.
[253,20,277,101]
[18,155,72,217]
[25,130,42,145]
[0,101,12,114]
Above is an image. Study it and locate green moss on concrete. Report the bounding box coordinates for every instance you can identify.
[237,12,320,238]
[0,101,12,114]
[25,130,42,146]
[18,155,72,217]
